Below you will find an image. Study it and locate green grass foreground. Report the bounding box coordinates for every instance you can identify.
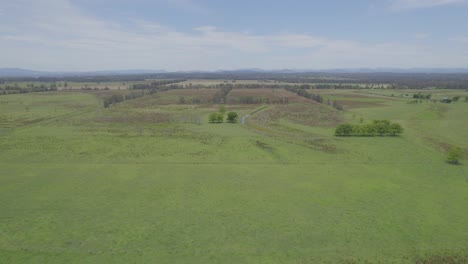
[0,89,467,263]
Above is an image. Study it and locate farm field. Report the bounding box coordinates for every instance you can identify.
[0,87,467,263]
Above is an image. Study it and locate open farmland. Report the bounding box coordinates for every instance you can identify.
[0,84,468,264]
[227,88,311,104]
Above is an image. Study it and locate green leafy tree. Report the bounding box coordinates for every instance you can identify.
[335,120,403,137]
[452,96,461,102]
[226,112,238,123]
[361,124,376,136]
[389,123,404,136]
[373,120,391,136]
[335,124,354,136]
[209,112,224,123]
[447,146,464,165]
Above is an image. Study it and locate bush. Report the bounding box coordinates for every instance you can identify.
[335,124,354,136]
[335,120,403,137]
[226,112,238,123]
[447,146,464,165]
[209,112,224,123]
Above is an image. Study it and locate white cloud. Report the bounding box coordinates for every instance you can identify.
[453,36,468,44]
[0,0,467,71]
[391,0,467,10]
[414,33,430,39]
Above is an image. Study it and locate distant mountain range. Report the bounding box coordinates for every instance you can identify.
[1,67,468,78]
[0,68,167,78]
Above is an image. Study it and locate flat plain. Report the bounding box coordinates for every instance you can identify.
[0,84,467,263]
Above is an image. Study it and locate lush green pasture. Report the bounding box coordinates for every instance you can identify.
[0,89,467,263]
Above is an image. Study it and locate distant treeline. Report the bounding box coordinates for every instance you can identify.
[335,120,404,137]
[273,73,468,89]
[104,82,185,108]
[284,86,344,110]
[285,86,324,103]
[0,83,58,95]
[103,90,153,108]
[228,97,290,104]
[131,80,186,90]
[3,72,468,89]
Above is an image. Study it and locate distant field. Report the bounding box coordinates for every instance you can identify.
[178,79,286,86]
[0,87,467,263]
[227,88,310,104]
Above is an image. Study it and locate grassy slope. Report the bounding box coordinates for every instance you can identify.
[0,90,467,263]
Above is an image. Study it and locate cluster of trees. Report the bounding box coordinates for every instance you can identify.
[413,93,432,99]
[335,120,404,137]
[270,73,468,89]
[230,96,290,105]
[0,83,58,95]
[441,96,462,104]
[103,90,154,108]
[285,86,345,110]
[4,72,468,90]
[131,83,182,91]
[208,111,238,123]
[208,112,224,123]
[285,87,323,103]
[212,86,233,104]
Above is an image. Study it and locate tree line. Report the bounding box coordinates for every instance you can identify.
[131,81,185,90]
[212,86,233,104]
[0,83,58,95]
[103,90,151,108]
[284,87,323,103]
[335,120,404,137]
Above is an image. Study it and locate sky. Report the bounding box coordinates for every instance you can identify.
[0,0,468,71]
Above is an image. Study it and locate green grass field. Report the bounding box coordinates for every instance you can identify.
[0,88,467,263]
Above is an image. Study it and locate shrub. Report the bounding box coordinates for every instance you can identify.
[226,112,238,123]
[209,112,224,123]
[447,146,464,165]
[335,124,354,136]
[335,120,403,137]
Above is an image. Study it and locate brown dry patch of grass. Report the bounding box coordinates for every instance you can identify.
[425,136,468,156]
[129,89,219,106]
[252,103,342,127]
[228,88,311,104]
[334,100,387,109]
[166,88,218,97]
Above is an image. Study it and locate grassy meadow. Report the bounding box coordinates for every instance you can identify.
[0,86,467,263]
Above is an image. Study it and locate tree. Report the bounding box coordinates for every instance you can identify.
[226,112,238,123]
[452,96,461,102]
[389,123,404,136]
[209,112,224,123]
[373,120,391,136]
[335,124,354,136]
[335,120,403,137]
[447,146,464,165]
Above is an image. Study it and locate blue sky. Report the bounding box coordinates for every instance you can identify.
[0,0,467,71]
